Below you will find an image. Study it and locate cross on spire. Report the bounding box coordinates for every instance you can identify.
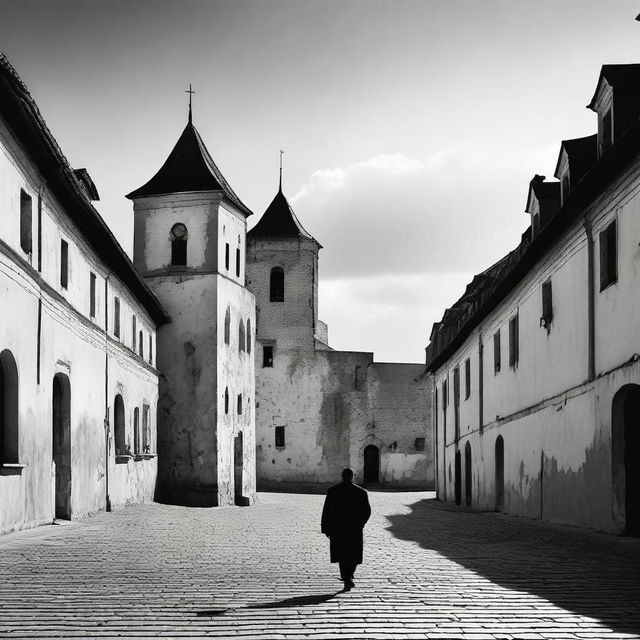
[185,84,195,123]
[279,150,284,191]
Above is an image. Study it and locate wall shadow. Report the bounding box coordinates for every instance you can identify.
[386,498,640,634]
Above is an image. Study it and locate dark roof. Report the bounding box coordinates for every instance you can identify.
[73,168,100,201]
[553,134,598,184]
[426,118,640,373]
[587,64,640,111]
[126,120,252,216]
[0,53,170,326]
[248,185,321,246]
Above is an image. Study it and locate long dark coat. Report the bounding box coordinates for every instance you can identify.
[321,481,371,565]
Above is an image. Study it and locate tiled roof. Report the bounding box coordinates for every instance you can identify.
[248,186,321,246]
[126,121,252,216]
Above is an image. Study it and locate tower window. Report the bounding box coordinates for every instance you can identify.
[224,306,231,345]
[275,425,285,448]
[270,267,284,302]
[263,345,274,367]
[60,240,68,289]
[170,223,187,266]
[114,298,121,338]
[600,220,617,290]
[20,190,32,255]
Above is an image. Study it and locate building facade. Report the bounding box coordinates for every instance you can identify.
[426,64,640,534]
[247,183,432,490]
[127,112,256,507]
[0,54,170,534]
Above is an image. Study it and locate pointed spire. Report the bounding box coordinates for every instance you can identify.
[185,84,195,124]
[279,149,284,192]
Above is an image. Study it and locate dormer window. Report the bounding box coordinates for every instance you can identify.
[561,174,570,205]
[170,223,187,266]
[601,109,612,154]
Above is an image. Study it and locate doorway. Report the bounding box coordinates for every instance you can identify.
[612,385,640,535]
[454,450,461,505]
[464,441,472,507]
[52,373,71,519]
[234,432,244,505]
[495,435,504,512]
[363,445,379,483]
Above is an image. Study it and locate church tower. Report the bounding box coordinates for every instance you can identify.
[127,109,256,507]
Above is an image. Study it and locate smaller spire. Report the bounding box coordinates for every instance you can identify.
[185,83,195,124]
[279,149,284,192]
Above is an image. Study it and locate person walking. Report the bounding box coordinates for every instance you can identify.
[321,467,371,591]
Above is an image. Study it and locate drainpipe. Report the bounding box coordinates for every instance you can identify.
[584,220,596,381]
[104,274,111,512]
[478,334,484,434]
[432,374,438,498]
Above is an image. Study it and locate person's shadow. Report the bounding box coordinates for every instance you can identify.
[196,591,340,616]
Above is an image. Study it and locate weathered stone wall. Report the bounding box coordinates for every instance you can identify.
[0,114,159,534]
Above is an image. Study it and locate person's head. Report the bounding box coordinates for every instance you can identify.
[341,467,354,482]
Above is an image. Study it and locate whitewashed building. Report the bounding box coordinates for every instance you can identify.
[127,109,256,507]
[247,182,432,490]
[426,63,640,534]
[0,54,170,534]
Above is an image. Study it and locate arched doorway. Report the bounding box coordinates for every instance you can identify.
[234,432,244,505]
[612,384,640,535]
[363,445,379,483]
[454,450,461,505]
[52,373,71,519]
[495,435,504,512]
[0,350,19,465]
[114,394,126,456]
[464,441,472,507]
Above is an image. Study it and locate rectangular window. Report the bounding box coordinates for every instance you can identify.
[20,190,32,255]
[142,404,150,453]
[541,280,553,328]
[600,220,618,290]
[90,272,96,318]
[149,335,153,365]
[414,437,425,452]
[441,379,447,441]
[453,366,460,441]
[532,213,540,237]
[275,425,285,448]
[225,243,230,270]
[494,330,501,374]
[237,393,243,415]
[139,331,144,358]
[602,109,613,153]
[464,358,471,400]
[562,174,570,204]
[132,316,137,352]
[60,240,68,289]
[114,297,120,338]
[236,248,241,278]
[509,314,519,368]
[263,345,274,367]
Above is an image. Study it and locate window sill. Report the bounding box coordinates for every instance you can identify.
[134,453,157,461]
[0,463,24,476]
[115,454,132,464]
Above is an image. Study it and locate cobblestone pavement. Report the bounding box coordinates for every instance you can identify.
[1,492,640,639]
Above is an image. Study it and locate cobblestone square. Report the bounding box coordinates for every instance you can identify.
[1,492,640,639]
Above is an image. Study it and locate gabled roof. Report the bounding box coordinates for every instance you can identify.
[525,175,560,214]
[248,185,321,246]
[0,52,170,326]
[126,120,252,216]
[553,134,598,182]
[587,64,640,111]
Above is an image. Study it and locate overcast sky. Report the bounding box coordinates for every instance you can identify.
[2,1,639,362]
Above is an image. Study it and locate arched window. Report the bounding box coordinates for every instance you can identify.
[246,319,252,354]
[224,387,229,415]
[0,350,19,464]
[239,320,245,353]
[114,394,126,457]
[170,223,188,266]
[133,407,140,455]
[270,267,284,302]
[224,307,231,345]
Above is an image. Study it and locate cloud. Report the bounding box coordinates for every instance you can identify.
[291,150,535,280]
